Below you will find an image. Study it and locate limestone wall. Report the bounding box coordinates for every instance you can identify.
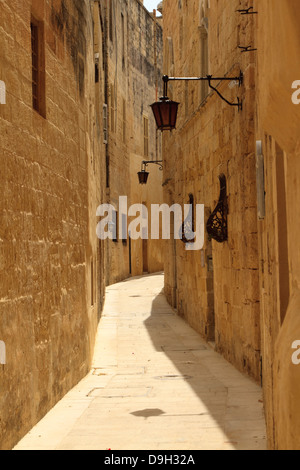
[162,0,260,380]
[254,0,300,450]
[0,0,106,449]
[162,0,300,449]
[130,153,164,277]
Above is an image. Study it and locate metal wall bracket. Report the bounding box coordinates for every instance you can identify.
[207,75,243,111]
[165,71,243,112]
[142,160,163,172]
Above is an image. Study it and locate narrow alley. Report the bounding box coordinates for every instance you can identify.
[14,274,266,451]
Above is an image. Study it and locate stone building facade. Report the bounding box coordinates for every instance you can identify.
[104,0,164,285]
[161,0,300,450]
[0,0,100,450]
[162,0,260,377]
[254,0,300,450]
[0,0,107,449]
[0,0,164,450]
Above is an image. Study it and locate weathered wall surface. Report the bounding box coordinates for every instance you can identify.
[162,0,300,449]
[105,0,164,285]
[0,0,106,449]
[162,0,260,381]
[254,0,300,450]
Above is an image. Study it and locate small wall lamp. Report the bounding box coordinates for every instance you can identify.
[151,72,243,131]
[138,160,163,185]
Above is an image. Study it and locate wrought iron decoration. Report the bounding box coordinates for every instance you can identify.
[236,7,258,15]
[206,174,228,243]
[238,45,257,53]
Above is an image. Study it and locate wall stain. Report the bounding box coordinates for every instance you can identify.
[50,0,89,96]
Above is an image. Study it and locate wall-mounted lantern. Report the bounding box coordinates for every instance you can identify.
[151,97,179,132]
[151,72,243,131]
[138,169,149,185]
[138,160,163,185]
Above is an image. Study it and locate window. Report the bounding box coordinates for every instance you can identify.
[95,54,99,83]
[31,21,39,111]
[109,84,116,133]
[189,194,195,234]
[199,8,209,101]
[122,98,126,143]
[121,13,125,69]
[91,258,95,307]
[103,104,108,144]
[109,0,113,42]
[113,210,118,243]
[143,116,149,158]
[275,142,290,324]
[31,17,46,117]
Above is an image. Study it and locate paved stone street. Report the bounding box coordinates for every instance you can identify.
[14,273,267,450]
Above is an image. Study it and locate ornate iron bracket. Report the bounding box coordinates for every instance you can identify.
[207,75,242,111]
[165,71,243,112]
[142,160,163,172]
[206,174,228,243]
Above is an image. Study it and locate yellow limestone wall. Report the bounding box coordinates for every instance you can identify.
[162,0,260,381]
[0,0,106,449]
[255,0,300,450]
[162,0,300,449]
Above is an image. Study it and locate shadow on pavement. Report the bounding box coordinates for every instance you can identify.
[143,282,266,450]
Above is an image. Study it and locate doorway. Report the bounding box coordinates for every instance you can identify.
[143,238,149,273]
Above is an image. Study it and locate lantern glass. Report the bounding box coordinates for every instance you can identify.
[151,99,179,131]
[138,170,149,185]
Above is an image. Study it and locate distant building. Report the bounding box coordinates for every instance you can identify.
[103,0,164,284]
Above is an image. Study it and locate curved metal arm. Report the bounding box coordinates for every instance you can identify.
[207,76,243,111]
[162,72,243,112]
[141,160,163,171]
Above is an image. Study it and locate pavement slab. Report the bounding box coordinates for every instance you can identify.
[14,273,267,451]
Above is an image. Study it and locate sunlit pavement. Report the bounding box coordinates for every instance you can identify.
[14,273,267,450]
